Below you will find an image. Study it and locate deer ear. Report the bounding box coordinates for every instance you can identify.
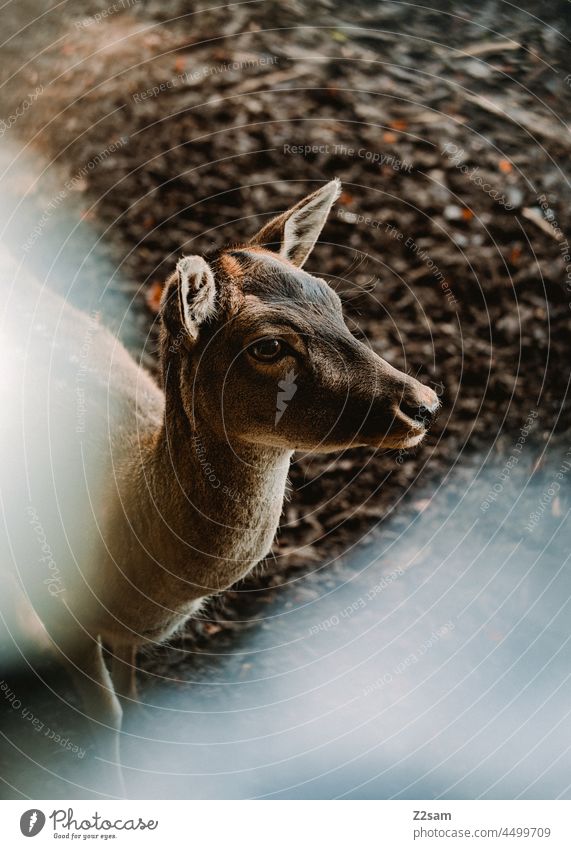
[175,255,216,340]
[248,178,341,267]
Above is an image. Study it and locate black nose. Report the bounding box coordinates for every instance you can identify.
[400,401,436,428]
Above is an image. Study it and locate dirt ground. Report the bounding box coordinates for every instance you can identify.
[0,0,570,767]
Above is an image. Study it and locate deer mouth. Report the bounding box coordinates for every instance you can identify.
[399,430,426,448]
[351,403,435,450]
[375,401,439,450]
[375,427,427,451]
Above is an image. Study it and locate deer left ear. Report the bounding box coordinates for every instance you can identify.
[175,255,216,340]
[248,178,341,267]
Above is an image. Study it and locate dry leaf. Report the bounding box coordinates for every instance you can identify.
[145,281,164,314]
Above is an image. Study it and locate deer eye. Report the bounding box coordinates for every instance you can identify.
[250,338,284,362]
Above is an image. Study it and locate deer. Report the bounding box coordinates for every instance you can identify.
[2,179,439,795]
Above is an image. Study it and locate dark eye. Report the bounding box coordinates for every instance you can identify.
[250,338,284,362]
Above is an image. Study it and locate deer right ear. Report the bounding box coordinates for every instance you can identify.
[161,255,216,342]
[248,179,341,267]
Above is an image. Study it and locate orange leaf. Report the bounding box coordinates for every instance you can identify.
[383,131,397,144]
[174,57,187,74]
[389,119,408,131]
[461,207,474,220]
[510,245,522,264]
[145,281,164,314]
[498,159,512,173]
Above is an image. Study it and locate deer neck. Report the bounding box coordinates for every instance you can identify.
[142,409,292,590]
[174,414,291,520]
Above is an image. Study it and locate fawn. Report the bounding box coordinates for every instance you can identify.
[3,179,438,793]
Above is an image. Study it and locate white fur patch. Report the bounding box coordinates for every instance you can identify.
[177,255,216,339]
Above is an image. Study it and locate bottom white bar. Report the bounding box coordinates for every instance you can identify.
[1,800,568,848]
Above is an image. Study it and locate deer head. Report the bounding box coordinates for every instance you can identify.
[160,179,439,452]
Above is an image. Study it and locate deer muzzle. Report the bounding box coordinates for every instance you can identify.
[389,378,440,447]
[350,351,441,450]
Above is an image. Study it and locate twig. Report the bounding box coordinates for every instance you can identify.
[463,91,571,147]
[521,207,561,240]
[439,40,521,59]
